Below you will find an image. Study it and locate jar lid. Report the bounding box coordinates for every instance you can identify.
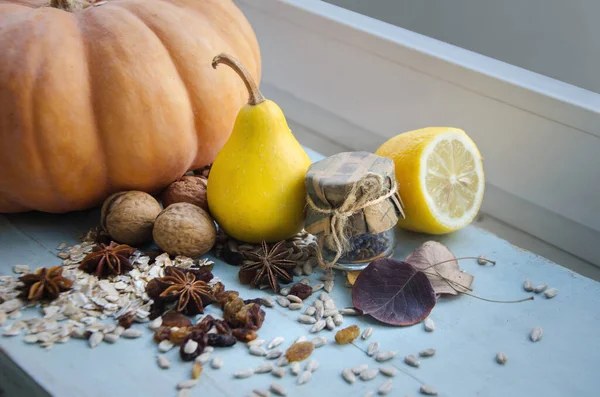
[304,151,404,238]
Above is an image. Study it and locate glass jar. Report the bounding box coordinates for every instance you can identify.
[321,228,396,271]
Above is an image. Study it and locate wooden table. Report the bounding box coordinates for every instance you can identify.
[1,148,599,397]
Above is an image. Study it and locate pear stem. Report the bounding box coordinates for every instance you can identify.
[212,53,265,106]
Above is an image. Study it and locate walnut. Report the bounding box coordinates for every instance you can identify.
[161,175,208,211]
[101,191,162,246]
[152,203,216,257]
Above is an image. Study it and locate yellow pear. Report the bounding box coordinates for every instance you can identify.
[208,53,311,243]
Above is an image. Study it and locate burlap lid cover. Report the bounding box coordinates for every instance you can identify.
[304,151,404,239]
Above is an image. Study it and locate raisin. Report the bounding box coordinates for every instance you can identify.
[170,327,193,345]
[214,319,232,335]
[290,283,312,300]
[179,330,207,361]
[153,326,172,343]
[217,291,240,306]
[285,341,314,362]
[231,328,257,342]
[196,315,215,332]
[335,325,360,344]
[162,312,192,328]
[207,333,237,347]
[118,313,135,329]
[243,298,263,306]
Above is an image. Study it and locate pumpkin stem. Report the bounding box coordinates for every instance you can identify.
[49,0,90,11]
[212,53,265,106]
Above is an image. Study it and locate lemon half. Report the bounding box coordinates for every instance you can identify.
[376,127,484,234]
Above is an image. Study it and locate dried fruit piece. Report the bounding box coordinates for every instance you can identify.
[335,325,360,344]
[290,283,313,300]
[285,341,315,362]
[192,362,203,379]
[207,333,237,347]
[232,328,257,342]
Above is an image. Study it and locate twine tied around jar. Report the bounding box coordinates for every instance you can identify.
[306,173,398,269]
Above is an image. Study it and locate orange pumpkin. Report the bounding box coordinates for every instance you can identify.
[0,0,260,213]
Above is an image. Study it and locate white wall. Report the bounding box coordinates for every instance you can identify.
[324,0,600,94]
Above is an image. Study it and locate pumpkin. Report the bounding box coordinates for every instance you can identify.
[0,0,260,213]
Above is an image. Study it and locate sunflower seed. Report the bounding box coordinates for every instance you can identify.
[534,283,548,293]
[297,370,312,385]
[276,296,290,308]
[295,335,307,343]
[88,332,103,348]
[196,351,211,364]
[268,336,285,349]
[182,340,197,355]
[311,336,329,347]
[420,385,438,395]
[270,382,287,396]
[288,303,303,311]
[235,368,255,378]
[259,284,270,290]
[324,280,334,293]
[122,328,142,339]
[364,392,375,397]
[323,309,339,317]
[12,265,30,274]
[252,389,271,397]
[276,356,289,367]
[290,362,302,375]
[362,327,373,340]
[315,306,324,321]
[157,354,171,369]
[319,292,331,301]
[287,295,303,304]
[191,362,203,379]
[250,346,267,356]
[305,359,319,372]
[311,283,325,293]
[298,315,317,324]
[271,367,286,378]
[304,307,316,316]
[158,340,174,352]
[177,391,190,397]
[342,368,356,384]
[360,369,379,381]
[379,367,397,377]
[302,262,313,276]
[530,327,543,342]
[311,319,326,333]
[326,316,336,330]
[404,355,420,367]
[496,352,508,364]
[424,318,435,332]
[523,280,534,292]
[211,357,223,369]
[204,346,214,353]
[544,288,557,299]
[248,339,265,347]
[352,364,369,375]
[293,267,303,277]
[260,297,275,308]
[333,313,344,326]
[375,351,396,362]
[255,363,274,374]
[148,317,163,330]
[177,380,198,390]
[266,350,283,360]
[280,287,291,296]
[339,308,361,316]
[419,348,436,357]
[253,389,270,397]
[23,334,39,344]
[320,274,335,281]
[103,333,120,344]
[477,255,488,265]
[367,341,380,356]
[378,379,393,395]
[313,300,324,310]
[324,300,336,310]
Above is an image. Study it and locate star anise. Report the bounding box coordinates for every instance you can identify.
[79,241,136,278]
[18,266,73,302]
[239,240,295,293]
[148,267,216,315]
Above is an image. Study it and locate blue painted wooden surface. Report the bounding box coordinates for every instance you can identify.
[1,148,599,397]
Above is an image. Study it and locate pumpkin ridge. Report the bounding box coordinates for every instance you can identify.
[111,1,197,172]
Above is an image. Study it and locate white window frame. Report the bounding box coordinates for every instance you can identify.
[235,0,600,268]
